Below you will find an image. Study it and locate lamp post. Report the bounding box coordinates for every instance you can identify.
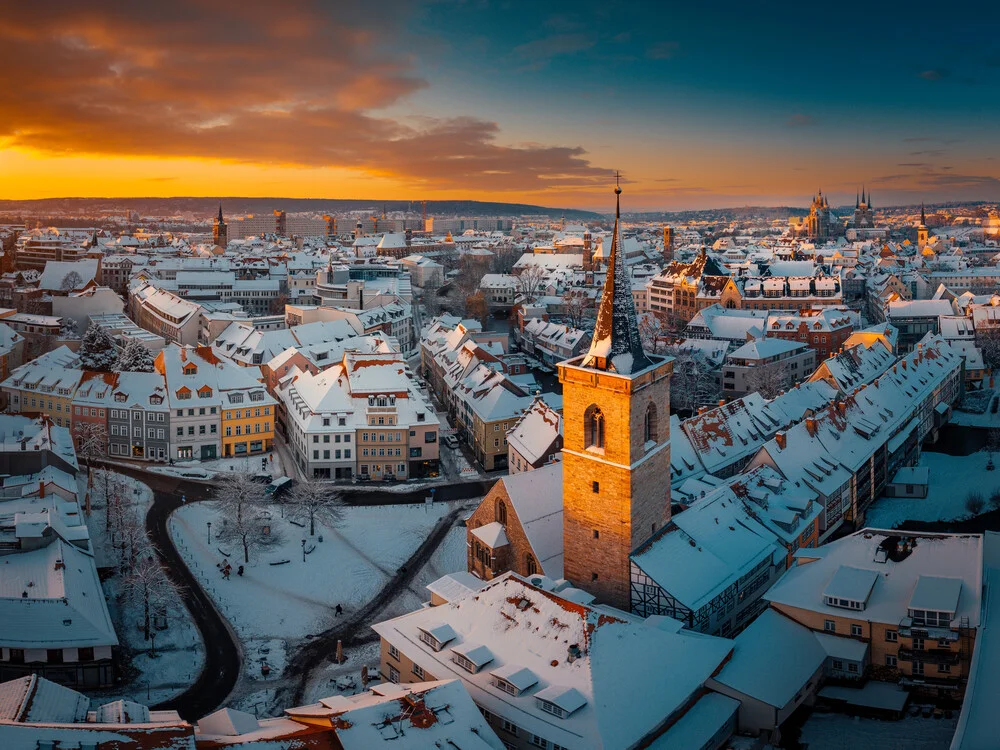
[207,521,212,545]
[301,538,306,562]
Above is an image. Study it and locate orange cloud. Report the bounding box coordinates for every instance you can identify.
[0,0,612,194]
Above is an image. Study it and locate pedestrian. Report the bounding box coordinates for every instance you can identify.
[223,566,231,580]
[335,603,343,617]
[237,565,244,577]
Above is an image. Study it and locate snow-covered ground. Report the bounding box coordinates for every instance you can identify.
[148,450,286,481]
[798,712,957,749]
[169,500,461,642]
[866,451,1000,528]
[80,470,205,705]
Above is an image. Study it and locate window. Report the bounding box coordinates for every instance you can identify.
[832,659,843,671]
[388,644,400,661]
[530,736,548,748]
[591,572,598,581]
[644,403,658,443]
[500,718,518,735]
[824,620,836,633]
[496,500,507,525]
[177,427,183,436]
[584,405,604,449]
[592,481,599,493]
[78,647,94,661]
[847,662,858,674]
[937,663,951,674]
[593,529,600,539]
[886,654,897,667]
[885,629,898,642]
[851,624,863,637]
[388,665,400,683]
[526,555,537,576]
[47,649,64,664]
[412,663,425,679]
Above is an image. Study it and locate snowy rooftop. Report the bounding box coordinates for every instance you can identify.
[822,565,879,604]
[372,573,733,750]
[495,464,564,579]
[766,530,983,627]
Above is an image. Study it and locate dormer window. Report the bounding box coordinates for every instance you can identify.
[149,395,162,405]
[114,393,127,403]
[491,665,538,696]
[418,623,458,652]
[183,363,198,375]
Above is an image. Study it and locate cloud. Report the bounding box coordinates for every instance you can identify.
[645,41,680,60]
[513,33,595,66]
[910,149,949,157]
[918,69,950,81]
[0,1,613,193]
[786,113,816,128]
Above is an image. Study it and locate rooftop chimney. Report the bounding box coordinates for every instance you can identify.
[805,418,818,437]
[775,431,787,450]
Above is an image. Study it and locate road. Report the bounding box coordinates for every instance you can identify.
[91,459,493,720]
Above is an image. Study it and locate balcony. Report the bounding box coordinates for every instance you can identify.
[898,618,959,641]
[897,648,960,666]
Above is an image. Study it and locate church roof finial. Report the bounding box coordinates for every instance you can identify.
[217,202,224,223]
[580,176,652,375]
[921,201,926,225]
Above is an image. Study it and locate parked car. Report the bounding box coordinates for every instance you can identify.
[443,435,459,449]
[265,476,296,498]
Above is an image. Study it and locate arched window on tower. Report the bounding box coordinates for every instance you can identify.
[526,554,538,576]
[644,403,658,444]
[584,405,604,449]
[496,499,507,525]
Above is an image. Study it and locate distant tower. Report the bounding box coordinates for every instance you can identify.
[355,219,364,239]
[212,204,228,247]
[807,189,831,240]
[662,226,674,263]
[323,215,337,238]
[273,209,287,236]
[917,202,930,249]
[557,178,673,609]
[583,228,593,276]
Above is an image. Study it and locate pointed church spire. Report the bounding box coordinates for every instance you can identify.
[921,202,926,225]
[868,191,872,209]
[856,190,860,209]
[217,203,224,223]
[581,175,652,375]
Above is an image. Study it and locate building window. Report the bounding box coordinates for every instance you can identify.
[886,654,897,667]
[832,659,843,671]
[847,662,858,674]
[496,500,507,525]
[644,403,658,443]
[526,555,537,576]
[824,620,836,633]
[78,647,94,661]
[937,663,951,674]
[584,404,604,449]
[530,736,548,748]
[885,630,898,642]
[413,663,425,679]
[851,624,863,637]
[388,644,400,661]
[388,665,400,683]
[500,719,518,736]
[592,481,599,493]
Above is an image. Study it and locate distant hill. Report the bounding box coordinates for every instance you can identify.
[0,197,602,221]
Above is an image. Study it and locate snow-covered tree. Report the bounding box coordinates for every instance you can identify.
[288,479,344,536]
[115,339,155,373]
[60,317,78,338]
[561,290,592,331]
[120,549,182,642]
[60,271,83,291]
[79,322,118,371]
[516,264,546,304]
[743,361,788,400]
[212,471,268,525]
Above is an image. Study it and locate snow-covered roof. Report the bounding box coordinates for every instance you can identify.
[372,573,733,750]
[496,464,564,579]
[711,609,827,709]
[766,529,983,627]
[471,521,509,549]
[506,398,561,465]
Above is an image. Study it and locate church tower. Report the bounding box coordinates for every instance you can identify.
[917,202,930,249]
[557,180,673,609]
[212,203,228,248]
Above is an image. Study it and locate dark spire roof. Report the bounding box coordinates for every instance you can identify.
[856,190,860,209]
[217,203,224,223]
[868,191,872,209]
[921,202,927,225]
[581,177,652,375]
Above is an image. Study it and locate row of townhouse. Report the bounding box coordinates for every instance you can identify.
[129,280,202,345]
[749,336,962,531]
[276,351,440,481]
[2,345,276,462]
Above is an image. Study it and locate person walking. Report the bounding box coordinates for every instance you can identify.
[335,604,343,617]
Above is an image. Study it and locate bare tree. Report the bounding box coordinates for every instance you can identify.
[638,315,670,355]
[268,293,289,315]
[516,265,546,304]
[490,243,523,274]
[977,327,1000,370]
[75,423,107,515]
[288,479,345,536]
[561,290,592,331]
[120,548,182,643]
[60,271,83,291]
[212,471,267,525]
[216,504,283,564]
[465,292,488,325]
[743,361,788,400]
[668,351,721,413]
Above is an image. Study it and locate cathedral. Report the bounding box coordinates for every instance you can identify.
[851,187,875,229]
[556,182,674,608]
[806,189,832,240]
[212,203,228,248]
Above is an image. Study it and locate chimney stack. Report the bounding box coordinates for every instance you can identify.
[805,418,818,437]
[775,431,786,450]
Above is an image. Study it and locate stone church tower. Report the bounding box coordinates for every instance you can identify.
[212,203,228,248]
[917,202,930,249]
[557,182,673,609]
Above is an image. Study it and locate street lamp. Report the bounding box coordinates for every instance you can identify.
[207,521,212,545]
[301,538,306,562]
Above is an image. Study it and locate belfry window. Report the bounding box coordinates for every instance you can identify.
[584,405,604,449]
[644,403,658,443]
